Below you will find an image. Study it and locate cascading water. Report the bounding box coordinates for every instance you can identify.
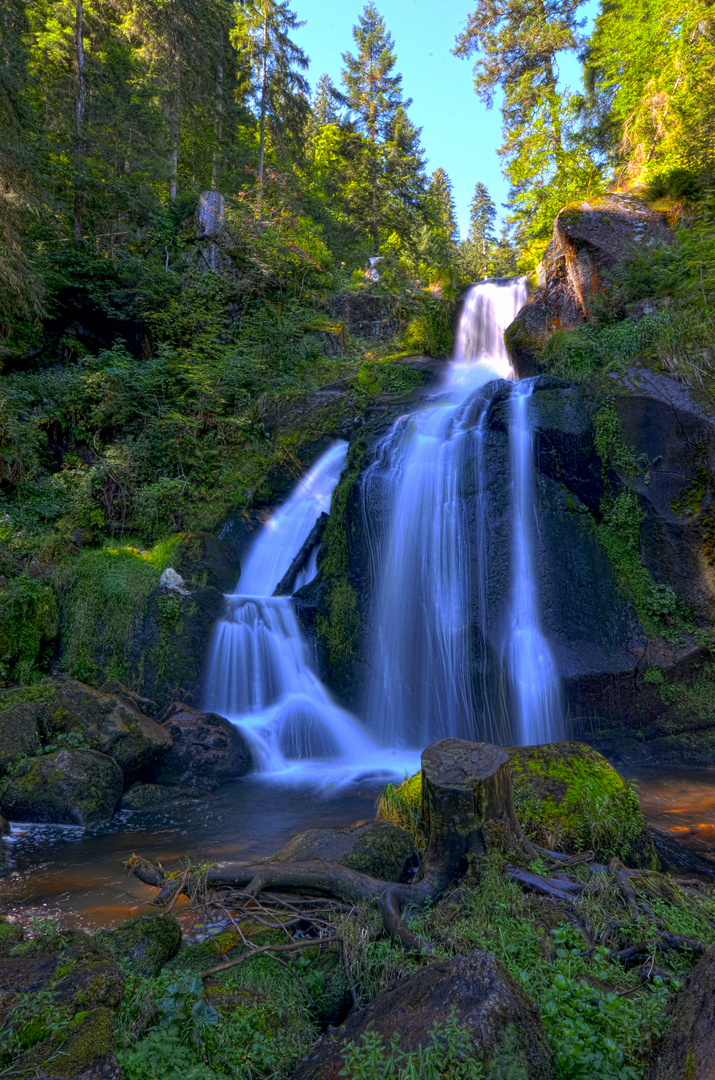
[361,277,562,750]
[505,381,563,744]
[203,442,417,780]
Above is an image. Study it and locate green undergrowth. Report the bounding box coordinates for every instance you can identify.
[0,572,58,684]
[53,540,177,685]
[404,854,714,1080]
[115,934,320,1080]
[592,401,693,639]
[315,439,368,674]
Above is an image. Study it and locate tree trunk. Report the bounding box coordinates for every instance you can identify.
[167,82,180,202]
[212,45,224,191]
[73,0,87,243]
[418,739,535,892]
[257,13,268,209]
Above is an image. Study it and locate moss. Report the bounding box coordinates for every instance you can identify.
[315,439,368,672]
[0,917,24,955]
[41,1005,116,1077]
[377,745,656,866]
[96,913,182,978]
[508,742,656,865]
[0,573,58,685]
[55,545,161,685]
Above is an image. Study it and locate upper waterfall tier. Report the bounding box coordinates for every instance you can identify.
[360,277,562,750]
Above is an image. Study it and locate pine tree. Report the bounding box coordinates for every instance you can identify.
[231,0,309,185]
[340,2,417,248]
[312,73,340,129]
[454,0,599,259]
[429,168,459,244]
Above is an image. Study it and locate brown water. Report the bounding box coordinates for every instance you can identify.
[2,767,715,933]
[0,777,387,934]
[627,767,715,877]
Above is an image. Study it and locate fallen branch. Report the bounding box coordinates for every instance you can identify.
[199,936,341,980]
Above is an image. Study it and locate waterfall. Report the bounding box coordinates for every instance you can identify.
[505,381,563,744]
[361,277,562,749]
[203,442,417,781]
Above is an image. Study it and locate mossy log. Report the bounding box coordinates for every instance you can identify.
[128,739,536,951]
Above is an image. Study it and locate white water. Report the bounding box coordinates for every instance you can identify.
[203,278,562,779]
[203,443,419,782]
[506,382,563,743]
[361,277,562,749]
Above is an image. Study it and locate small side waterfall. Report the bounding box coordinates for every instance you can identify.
[361,277,562,750]
[203,443,416,780]
[506,382,563,744]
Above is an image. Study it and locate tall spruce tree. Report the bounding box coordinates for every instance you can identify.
[340,2,421,248]
[232,0,309,185]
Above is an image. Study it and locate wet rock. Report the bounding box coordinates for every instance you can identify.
[170,530,240,593]
[120,582,226,708]
[268,820,418,882]
[0,928,125,1080]
[0,813,10,835]
[0,749,123,825]
[0,677,171,778]
[0,698,44,775]
[119,781,210,810]
[151,703,252,790]
[289,949,555,1080]
[506,194,672,376]
[326,292,402,342]
[646,944,715,1080]
[96,912,182,977]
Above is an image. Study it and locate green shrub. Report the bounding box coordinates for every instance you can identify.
[0,573,58,684]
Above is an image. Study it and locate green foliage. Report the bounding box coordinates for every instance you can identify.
[509,745,652,863]
[404,296,454,358]
[55,544,161,684]
[0,572,58,684]
[340,1008,521,1080]
[376,772,426,851]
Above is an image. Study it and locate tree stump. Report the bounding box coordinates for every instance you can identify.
[419,739,534,892]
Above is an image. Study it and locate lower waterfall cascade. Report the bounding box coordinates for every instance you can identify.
[203,276,563,778]
[203,444,418,781]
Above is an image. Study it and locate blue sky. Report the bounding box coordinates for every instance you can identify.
[293,0,593,238]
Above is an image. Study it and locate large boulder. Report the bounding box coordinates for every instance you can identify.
[646,944,715,1080]
[0,927,125,1080]
[96,912,182,978]
[0,749,123,825]
[506,194,672,376]
[150,703,252,789]
[0,677,171,780]
[268,820,418,881]
[289,949,555,1080]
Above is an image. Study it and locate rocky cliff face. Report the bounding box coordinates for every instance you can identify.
[505,195,672,377]
[299,195,715,769]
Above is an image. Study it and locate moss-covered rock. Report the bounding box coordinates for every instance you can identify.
[508,741,657,865]
[0,676,171,781]
[119,781,209,810]
[0,928,125,1080]
[95,913,182,977]
[169,530,240,592]
[0,749,123,825]
[268,819,418,881]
